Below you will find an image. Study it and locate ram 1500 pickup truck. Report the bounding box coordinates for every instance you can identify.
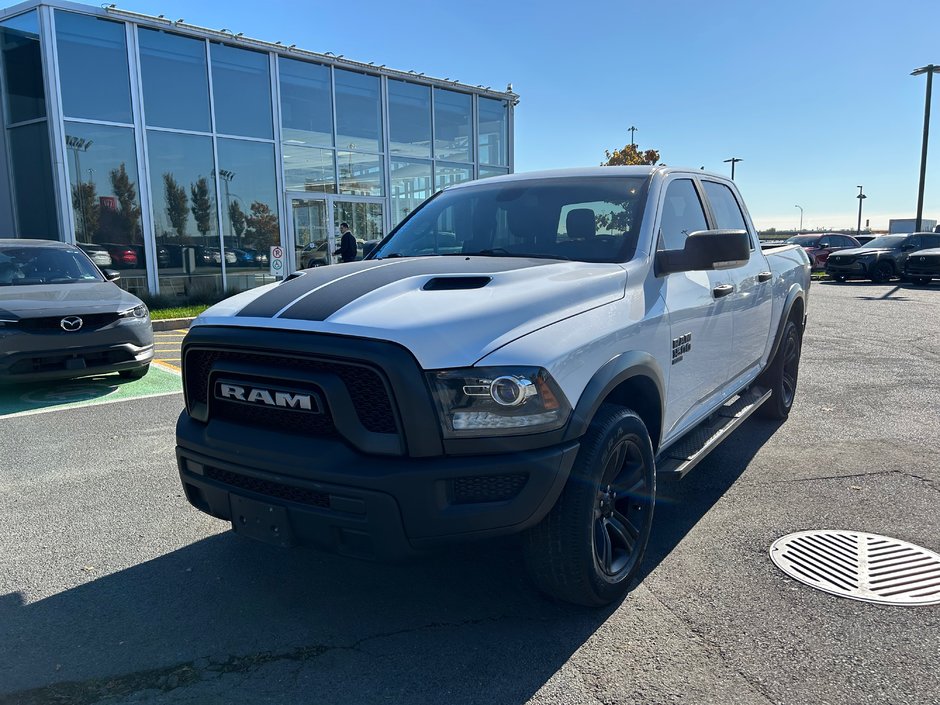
[176,166,810,606]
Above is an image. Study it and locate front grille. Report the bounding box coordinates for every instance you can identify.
[16,312,121,333]
[213,393,340,438]
[8,348,133,374]
[452,474,527,504]
[185,348,397,434]
[205,466,331,509]
[829,256,854,266]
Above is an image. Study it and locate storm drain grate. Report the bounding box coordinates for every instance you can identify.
[770,530,940,606]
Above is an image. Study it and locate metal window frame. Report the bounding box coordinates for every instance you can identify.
[39,4,72,244]
[205,36,227,292]
[126,21,158,293]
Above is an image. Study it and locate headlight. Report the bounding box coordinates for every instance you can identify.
[855,252,876,260]
[427,366,571,437]
[120,304,149,319]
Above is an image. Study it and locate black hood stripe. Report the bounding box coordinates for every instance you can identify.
[236,259,398,318]
[277,256,553,322]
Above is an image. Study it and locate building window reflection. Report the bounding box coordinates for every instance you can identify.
[63,121,147,295]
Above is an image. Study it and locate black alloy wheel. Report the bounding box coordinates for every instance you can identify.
[870,260,894,283]
[759,319,802,420]
[523,405,655,606]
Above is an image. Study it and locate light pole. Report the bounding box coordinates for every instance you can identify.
[856,186,867,239]
[216,169,236,247]
[65,135,93,240]
[911,64,940,232]
[628,125,638,147]
[795,205,803,232]
[724,157,742,180]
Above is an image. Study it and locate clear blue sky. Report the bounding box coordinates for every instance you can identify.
[115,0,940,231]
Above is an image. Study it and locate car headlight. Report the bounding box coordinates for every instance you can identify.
[427,366,571,437]
[120,304,149,319]
[855,252,876,260]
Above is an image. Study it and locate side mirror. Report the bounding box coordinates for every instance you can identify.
[901,242,918,250]
[103,269,121,282]
[656,229,751,275]
[818,242,830,248]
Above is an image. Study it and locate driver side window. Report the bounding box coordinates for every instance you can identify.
[659,179,707,251]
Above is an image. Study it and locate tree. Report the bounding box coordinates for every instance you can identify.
[602,143,660,166]
[163,173,189,240]
[229,200,246,247]
[112,163,141,237]
[71,181,99,241]
[245,201,279,247]
[190,177,213,246]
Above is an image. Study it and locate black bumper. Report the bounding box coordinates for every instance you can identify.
[0,341,153,384]
[176,412,579,559]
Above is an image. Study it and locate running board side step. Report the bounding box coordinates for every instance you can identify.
[655,386,772,479]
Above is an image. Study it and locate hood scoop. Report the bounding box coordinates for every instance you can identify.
[423,276,492,291]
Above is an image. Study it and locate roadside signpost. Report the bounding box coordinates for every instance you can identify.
[269,245,284,279]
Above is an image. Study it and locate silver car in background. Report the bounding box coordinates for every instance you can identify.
[0,239,154,384]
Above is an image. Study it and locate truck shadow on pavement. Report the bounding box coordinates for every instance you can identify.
[0,421,783,705]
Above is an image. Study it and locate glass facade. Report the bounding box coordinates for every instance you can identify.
[0,3,514,298]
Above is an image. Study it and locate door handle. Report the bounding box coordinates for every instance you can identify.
[712,283,734,298]
[758,271,772,282]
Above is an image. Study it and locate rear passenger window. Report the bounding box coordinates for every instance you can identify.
[659,179,707,251]
[924,234,940,249]
[702,181,749,233]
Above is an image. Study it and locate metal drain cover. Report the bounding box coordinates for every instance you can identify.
[770,530,940,606]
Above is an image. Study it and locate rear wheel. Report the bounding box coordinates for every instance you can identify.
[523,405,655,606]
[119,365,149,381]
[870,260,894,283]
[758,319,802,420]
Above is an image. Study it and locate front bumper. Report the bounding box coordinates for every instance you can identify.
[0,320,154,383]
[176,412,579,559]
[826,260,870,277]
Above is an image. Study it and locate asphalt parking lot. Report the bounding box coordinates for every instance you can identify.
[1,280,938,705]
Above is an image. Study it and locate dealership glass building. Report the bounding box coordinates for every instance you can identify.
[0,1,517,297]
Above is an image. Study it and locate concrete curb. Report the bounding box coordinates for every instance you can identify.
[152,317,195,332]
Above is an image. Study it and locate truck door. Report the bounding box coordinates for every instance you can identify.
[657,177,734,438]
[701,180,772,381]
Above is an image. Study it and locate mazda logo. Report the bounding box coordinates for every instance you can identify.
[920,257,926,261]
[60,316,83,332]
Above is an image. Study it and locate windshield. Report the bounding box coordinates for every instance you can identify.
[861,236,905,249]
[371,176,649,263]
[785,236,820,246]
[0,246,104,286]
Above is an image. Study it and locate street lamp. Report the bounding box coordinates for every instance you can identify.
[911,64,940,232]
[856,186,867,239]
[724,157,742,180]
[794,205,803,232]
[65,135,93,240]
[628,125,638,147]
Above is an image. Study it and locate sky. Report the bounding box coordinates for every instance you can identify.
[112,0,940,232]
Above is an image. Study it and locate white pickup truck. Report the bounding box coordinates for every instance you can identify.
[176,166,811,606]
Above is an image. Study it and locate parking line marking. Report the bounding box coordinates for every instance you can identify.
[154,360,181,373]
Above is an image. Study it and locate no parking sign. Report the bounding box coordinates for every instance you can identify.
[269,245,284,278]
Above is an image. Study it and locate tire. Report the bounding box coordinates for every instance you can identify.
[758,319,802,420]
[119,364,149,381]
[870,260,894,283]
[523,405,656,606]
[911,277,930,286]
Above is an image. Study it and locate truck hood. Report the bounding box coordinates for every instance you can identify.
[194,256,628,368]
[0,281,142,318]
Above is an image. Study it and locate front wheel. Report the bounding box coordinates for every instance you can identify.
[119,364,149,381]
[758,319,802,420]
[523,405,655,606]
[870,260,894,283]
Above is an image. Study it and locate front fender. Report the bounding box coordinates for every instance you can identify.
[562,351,665,446]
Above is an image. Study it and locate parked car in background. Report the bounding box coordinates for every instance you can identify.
[77,242,113,268]
[784,233,859,270]
[904,247,940,285]
[826,232,940,282]
[231,248,268,268]
[101,243,139,269]
[300,241,332,268]
[0,239,153,383]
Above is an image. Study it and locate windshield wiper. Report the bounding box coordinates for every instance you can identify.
[464,249,571,261]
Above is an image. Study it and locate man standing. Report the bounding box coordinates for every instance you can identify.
[334,222,357,263]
